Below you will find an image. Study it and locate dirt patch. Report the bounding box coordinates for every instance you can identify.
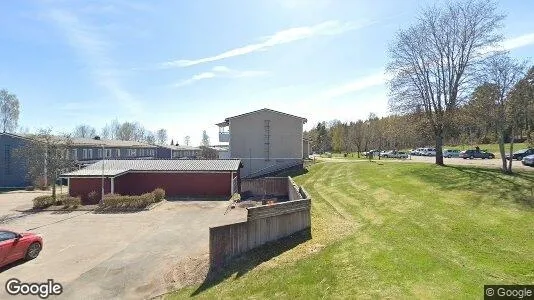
[161,254,210,292]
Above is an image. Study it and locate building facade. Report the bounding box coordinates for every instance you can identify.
[217,108,307,178]
[0,133,31,188]
[62,159,242,204]
[70,138,157,167]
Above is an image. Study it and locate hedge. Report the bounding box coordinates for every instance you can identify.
[58,195,82,208]
[33,195,55,209]
[153,188,165,202]
[101,192,156,209]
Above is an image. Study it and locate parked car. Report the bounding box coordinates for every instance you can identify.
[505,148,534,161]
[421,148,436,156]
[411,148,425,156]
[522,154,534,167]
[459,149,495,159]
[381,150,409,159]
[364,150,380,158]
[443,149,460,158]
[0,229,42,268]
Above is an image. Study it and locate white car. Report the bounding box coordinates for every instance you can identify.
[381,151,409,159]
[421,148,436,156]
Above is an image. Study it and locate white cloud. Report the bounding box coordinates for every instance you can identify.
[321,71,389,98]
[46,9,142,114]
[502,33,534,51]
[174,66,268,87]
[160,20,371,68]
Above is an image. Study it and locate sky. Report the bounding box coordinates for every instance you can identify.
[1,0,534,146]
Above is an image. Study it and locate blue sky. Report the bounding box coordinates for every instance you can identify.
[1,0,534,146]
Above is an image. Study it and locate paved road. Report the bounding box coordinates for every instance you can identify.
[315,155,534,171]
[0,193,246,300]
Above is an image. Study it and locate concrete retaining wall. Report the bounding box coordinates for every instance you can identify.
[209,177,311,268]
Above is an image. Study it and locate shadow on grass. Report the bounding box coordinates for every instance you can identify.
[405,164,534,209]
[191,228,312,297]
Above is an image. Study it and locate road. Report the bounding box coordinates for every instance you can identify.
[0,192,246,300]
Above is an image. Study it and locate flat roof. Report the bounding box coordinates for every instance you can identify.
[61,159,242,177]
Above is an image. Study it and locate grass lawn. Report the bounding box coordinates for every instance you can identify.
[167,161,534,299]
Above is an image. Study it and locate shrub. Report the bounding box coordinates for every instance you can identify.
[153,188,165,202]
[25,186,35,191]
[58,195,82,208]
[88,191,99,203]
[101,192,156,210]
[33,195,55,209]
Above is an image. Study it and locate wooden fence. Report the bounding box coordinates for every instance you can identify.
[240,177,288,196]
[209,177,311,268]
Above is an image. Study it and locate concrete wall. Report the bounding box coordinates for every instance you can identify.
[210,177,311,268]
[229,110,304,177]
[0,134,30,188]
[302,139,310,158]
[210,198,311,268]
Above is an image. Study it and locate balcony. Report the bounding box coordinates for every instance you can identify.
[219,132,230,143]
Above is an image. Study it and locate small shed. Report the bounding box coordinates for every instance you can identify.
[61,159,242,204]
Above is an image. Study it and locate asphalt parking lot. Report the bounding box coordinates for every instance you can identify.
[0,191,246,299]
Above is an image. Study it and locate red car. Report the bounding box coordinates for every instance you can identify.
[0,229,42,268]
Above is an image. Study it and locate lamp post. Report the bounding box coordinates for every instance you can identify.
[100,144,105,205]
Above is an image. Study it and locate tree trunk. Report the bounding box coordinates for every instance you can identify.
[507,128,514,173]
[435,131,444,166]
[498,131,507,173]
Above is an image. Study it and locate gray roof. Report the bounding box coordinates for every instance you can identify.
[217,108,307,126]
[61,159,242,177]
[157,145,201,151]
[71,138,156,148]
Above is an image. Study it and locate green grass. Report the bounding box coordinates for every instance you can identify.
[167,161,534,299]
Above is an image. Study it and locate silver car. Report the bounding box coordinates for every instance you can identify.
[522,154,534,167]
[443,149,460,158]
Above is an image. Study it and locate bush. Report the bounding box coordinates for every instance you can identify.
[33,195,55,209]
[88,191,99,203]
[101,192,156,210]
[153,188,165,202]
[58,195,82,208]
[25,186,35,191]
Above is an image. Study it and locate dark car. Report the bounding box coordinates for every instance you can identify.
[505,148,534,161]
[459,149,495,159]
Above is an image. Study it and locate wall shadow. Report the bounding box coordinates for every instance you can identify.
[191,228,312,297]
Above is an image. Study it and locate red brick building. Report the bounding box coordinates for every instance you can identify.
[61,160,242,204]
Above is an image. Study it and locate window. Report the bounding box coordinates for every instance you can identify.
[83,149,88,159]
[0,231,17,242]
[4,145,11,175]
[116,149,121,157]
[88,149,93,159]
[98,149,103,158]
[129,149,137,157]
[72,149,78,160]
[105,149,112,158]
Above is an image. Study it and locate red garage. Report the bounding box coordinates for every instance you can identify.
[61,160,242,204]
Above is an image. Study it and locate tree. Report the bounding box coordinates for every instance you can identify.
[15,129,75,198]
[200,146,218,159]
[508,66,534,146]
[72,124,96,138]
[156,129,168,145]
[201,130,210,147]
[0,89,20,133]
[482,54,526,173]
[145,131,156,145]
[184,136,191,146]
[387,0,504,165]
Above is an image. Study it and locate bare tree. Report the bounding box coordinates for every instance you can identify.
[387,0,504,165]
[15,129,75,198]
[184,136,190,146]
[145,131,156,145]
[72,124,96,138]
[482,54,526,173]
[156,129,168,145]
[0,89,20,133]
[201,130,210,147]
